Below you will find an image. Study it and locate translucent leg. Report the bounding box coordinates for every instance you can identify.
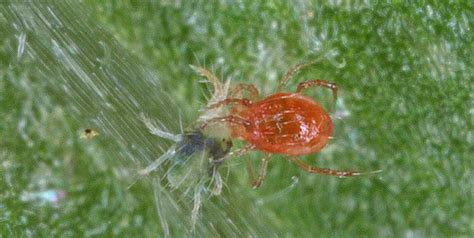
[138,148,177,176]
[207,98,252,109]
[244,156,256,184]
[213,144,255,164]
[200,115,250,129]
[190,186,203,231]
[288,157,382,177]
[208,170,223,195]
[189,65,224,93]
[296,79,338,103]
[141,113,181,142]
[228,83,260,99]
[279,60,321,90]
[252,154,273,189]
[127,148,178,189]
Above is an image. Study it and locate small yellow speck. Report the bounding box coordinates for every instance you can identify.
[80,128,99,139]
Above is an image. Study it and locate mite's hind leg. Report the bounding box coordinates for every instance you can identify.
[297,79,338,103]
[279,60,321,90]
[288,157,381,177]
[251,154,273,189]
[228,83,260,100]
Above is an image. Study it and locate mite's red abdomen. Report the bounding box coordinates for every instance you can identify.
[238,93,333,156]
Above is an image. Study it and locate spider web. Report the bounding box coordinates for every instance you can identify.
[0,1,275,236]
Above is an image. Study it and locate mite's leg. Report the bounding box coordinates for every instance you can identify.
[228,144,255,159]
[252,154,273,189]
[210,144,255,186]
[287,157,381,177]
[296,79,338,104]
[279,60,321,91]
[190,186,202,231]
[244,157,256,185]
[190,65,224,93]
[229,83,260,100]
[128,148,178,189]
[200,115,250,129]
[207,98,252,109]
[141,113,181,142]
[211,144,255,166]
[138,148,177,176]
[209,169,223,195]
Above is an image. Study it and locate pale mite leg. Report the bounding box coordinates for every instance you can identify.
[141,113,181,142]
[296,79,338,104]
[252,154,273,189]
[200,115,251,129]
[207,98,252,109]
[138,149,177,176]
[279,60,321,91]
[228,83,260,99]
[189,65,224,93]
[288,157,382,177]
[190,186,202,231]
[244,156,256,184]
[213,144,255,164]
[137,114,181,177]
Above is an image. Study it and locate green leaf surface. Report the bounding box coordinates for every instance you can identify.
[1,1,472,237]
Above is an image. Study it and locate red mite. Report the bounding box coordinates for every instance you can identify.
[228,92,333,156]
[201,61,379,188]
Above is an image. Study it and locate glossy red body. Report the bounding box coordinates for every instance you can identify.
[233,92,333,156]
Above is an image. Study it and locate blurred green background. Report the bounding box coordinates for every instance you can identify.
[0,1,472,237]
